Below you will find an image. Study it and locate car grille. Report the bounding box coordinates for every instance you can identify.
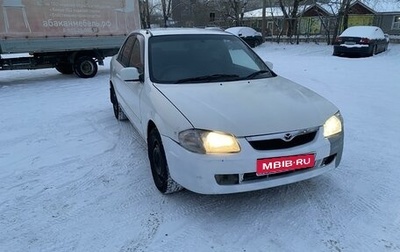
[247,129,318,151]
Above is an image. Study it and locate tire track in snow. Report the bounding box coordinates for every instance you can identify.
[119,211,162,252]
[0,91,151,251]
[297,178,347,252]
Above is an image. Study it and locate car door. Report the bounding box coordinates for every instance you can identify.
[114,34,145,129]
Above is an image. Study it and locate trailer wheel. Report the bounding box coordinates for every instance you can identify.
[74,56,98,78]
[56,63,73,75]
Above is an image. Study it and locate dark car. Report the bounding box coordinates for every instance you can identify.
[333,26,389,57]
[225,27,263,48]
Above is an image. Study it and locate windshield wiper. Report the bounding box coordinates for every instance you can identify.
[244,70,270,80]
[175,74,240,84]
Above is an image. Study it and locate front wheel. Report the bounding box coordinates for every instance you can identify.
[74,56,98,78]
[148,128,183,194]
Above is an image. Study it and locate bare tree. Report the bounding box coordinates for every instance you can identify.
[330,0,351,44]
[278,0,306,39]
[223,0,248,26]
[314,3,333,44]
[161,0,168,27]
[139,0,151,28]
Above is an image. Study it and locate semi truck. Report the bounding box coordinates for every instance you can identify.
[0,0,140,78]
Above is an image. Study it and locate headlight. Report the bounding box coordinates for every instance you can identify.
[178,129,241,154]
[323,112,343,137]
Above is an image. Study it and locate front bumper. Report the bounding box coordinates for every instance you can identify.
[162,127,344,194]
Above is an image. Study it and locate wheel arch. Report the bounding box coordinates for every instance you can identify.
[70,50,103,64]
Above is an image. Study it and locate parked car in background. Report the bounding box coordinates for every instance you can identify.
[333,26,389,57]
[109,28,344,195]
[225,26,263,48]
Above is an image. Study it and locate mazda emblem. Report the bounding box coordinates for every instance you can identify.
[283,133,294,141]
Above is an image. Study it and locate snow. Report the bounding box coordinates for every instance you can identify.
[244,1,400,17]
[1,42,400,251]
[363,0,400,13]
[225,27,261,37]
[340,26,385,39]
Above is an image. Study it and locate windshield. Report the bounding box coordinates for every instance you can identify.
[149,34,274,84]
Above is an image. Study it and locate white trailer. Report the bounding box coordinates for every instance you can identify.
[0,0,140,78]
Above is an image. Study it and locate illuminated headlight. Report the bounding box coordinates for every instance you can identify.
[178,129,241,154]
[323,112,343,137]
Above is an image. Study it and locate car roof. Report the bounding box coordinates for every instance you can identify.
[134,28,230,37]
[340,26,384,39]
[225,26,260,37]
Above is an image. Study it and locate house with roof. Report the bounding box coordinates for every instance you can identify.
[370,1,400,35]
[298,4,332,36]
[346,1,376,27]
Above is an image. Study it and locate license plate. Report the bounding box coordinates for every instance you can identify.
[345,41,356,45]
[256,154,315,176]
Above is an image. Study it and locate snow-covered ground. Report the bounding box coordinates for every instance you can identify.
[1,43,399,252]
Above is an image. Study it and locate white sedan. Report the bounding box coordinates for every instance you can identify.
[110,28,344,194]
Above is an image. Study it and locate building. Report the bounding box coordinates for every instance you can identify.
[242,0,400,38]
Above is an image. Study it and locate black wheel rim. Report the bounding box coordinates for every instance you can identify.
[81,61,94,75]
[153,143,162,176]
[150,137,167,191]
[153,141,165,182]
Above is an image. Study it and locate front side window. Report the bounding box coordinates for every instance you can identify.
[118,36,135,67]
[118,35,144,72]
[393,16,400,30]
[128,39,143,72]
[149,34,273,84]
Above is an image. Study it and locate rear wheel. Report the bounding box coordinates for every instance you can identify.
[148,128,182,194]
[55,63,73,74]
[370,44,377,56]
[74,56,98,78]
[110,86,127,121]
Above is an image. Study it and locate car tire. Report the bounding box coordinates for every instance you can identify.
[371,45,377,56]
[148,128,183,194]
[55,63,74,74]
[74,56,98,78]
[254,40,260,47]
[110,86,127,121]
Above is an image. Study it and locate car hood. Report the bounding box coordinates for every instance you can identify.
[154,76,338,137]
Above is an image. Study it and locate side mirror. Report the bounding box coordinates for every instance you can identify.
[119,67,140,82]
[264,60,273,70]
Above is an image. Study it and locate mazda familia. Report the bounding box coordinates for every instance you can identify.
[109,28,344,194]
